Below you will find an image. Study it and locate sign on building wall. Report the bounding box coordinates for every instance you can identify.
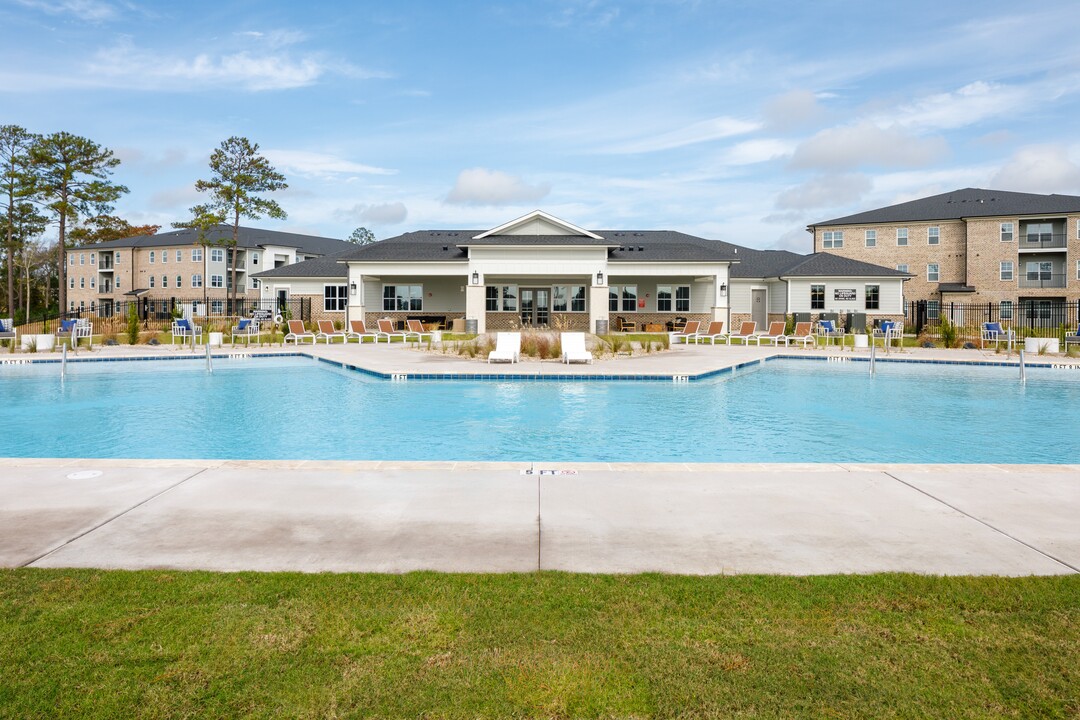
[833,289,856,302]
[251,308,273,321]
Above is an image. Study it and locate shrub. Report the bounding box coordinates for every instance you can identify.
[126,303,139,345]
[939,316,957,349]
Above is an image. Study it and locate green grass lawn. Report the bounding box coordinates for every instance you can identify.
[2,570,1077,718]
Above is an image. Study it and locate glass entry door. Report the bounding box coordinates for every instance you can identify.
[519,288,550,327]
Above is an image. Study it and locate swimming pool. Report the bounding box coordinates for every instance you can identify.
[2,356,1077,463]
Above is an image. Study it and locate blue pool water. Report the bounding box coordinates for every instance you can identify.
[1,356,1077,463]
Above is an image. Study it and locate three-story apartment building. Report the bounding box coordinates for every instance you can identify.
[67,225,352,318]
[809,188,1080,327]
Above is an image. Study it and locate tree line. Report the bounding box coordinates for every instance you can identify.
[0,128,298,324]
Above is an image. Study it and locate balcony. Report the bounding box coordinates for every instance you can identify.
[98,256,114,270]
[1018,233,1067,250]
[1018,273,1067,289]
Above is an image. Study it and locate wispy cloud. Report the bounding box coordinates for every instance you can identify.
[14,0,116,22]
[262,150,395,178]
[335,201,409,225]
[598,116,760,154]
[82,38,384,91]
[789,123,949,170]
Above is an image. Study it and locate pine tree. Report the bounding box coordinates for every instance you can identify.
[0,125,46,316]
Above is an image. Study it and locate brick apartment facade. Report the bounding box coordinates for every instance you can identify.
[67,225,352,320]
[808,188,1080,327]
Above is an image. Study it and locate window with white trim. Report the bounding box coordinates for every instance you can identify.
[90,277,95,288]
[161,251,167,264]
[79,277,84,288]
[999,301,1013,320]
[928,226,939,245]
[192,274,203,288]
[80,253,85,265]
[608,285,638,312]
[1000,222,1013,242]
[486,286,499,312]
[210,274,223,288]
[192,248,202,262]
[865,229,876,247]
[211,300,224,315]
[176,275,182,289]
[176,250,182,262]
[69,256,75,266]
[1026,261,1052,281]
[896,264,908,273]
[570,285,586,312]
[552,286,567,312]
[161,275,168,288]
[324,284,347,312]
[927,300,940,320]
[149,276,155,288]
[383,284,422,311]
[90,254,95,265]
[251,252,259,265]
[149,251,155,263]
[210,248,224,263]
[810,284,825,310]
[927,263,939,282]
[69,277,74,289]
[1000,261,1013,281]
[897,228,908,246]
[1076,259,1080,279]
[115,251,121,263]
[865,285,879,310]
[822,230,843,248]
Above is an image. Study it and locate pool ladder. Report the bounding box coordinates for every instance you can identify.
[1019,349,1026,385]
[60,343,66,383]
[205,341,213,374]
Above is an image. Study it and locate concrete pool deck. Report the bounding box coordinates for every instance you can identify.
[2,341,1078,575]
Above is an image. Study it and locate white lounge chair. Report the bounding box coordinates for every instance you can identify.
[0,317,16,345]
[376,318,406,343]
[488,332,520,363]
[230,318,257,346]
[783,322,816,348]
[670,320,701,344]
[980,322,1012,350]
[405,319,433,343]
[561,332,592,364]
[755,320,787,346]
[346,320,378,344]
[315,320,346,344]
[726,321,759,345]
[284,319,315,344]
[695,321,726,345]
[173,318,204,345]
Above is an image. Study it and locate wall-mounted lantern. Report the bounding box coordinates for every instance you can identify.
[596,271,604,285]
[350,281,357,296]
[471,271,480,285]
[719,282,728,297]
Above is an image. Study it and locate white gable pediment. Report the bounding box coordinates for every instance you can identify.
[473,210,604,240]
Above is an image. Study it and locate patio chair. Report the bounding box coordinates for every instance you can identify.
[783,322,816,348]
[346,319,378,344]
[73,319,93,349]
[872,321,903,351]
[405,319,433,343]
[284,319,315,345]
[230,318,258,346]
[726,321,759,345]
[670,320,701,344]
[696,321,727,345]
[315,320,346,344]
[561,332,592,364]
[54,319,78,348]
[0,317,16,345]
[1065,328,1080,352]
[376,318,406,343]
[755,321,788,346]
[980,322,1013,350]
[173,318,204,345]
[488,332,520,363]
[614,316,637,332]
[816,319,844,347]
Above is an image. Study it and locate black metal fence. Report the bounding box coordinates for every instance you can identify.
[17,296,312,337]
[906,300,1079,341]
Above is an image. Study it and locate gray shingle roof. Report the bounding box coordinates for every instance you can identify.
[73,224,353,256]
[256,227,906,281]
[811,188,1080,227]
[250,251,350,279]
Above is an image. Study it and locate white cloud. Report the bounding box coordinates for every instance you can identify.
[262,149,395,178]
[234,29,308,48]
[763,90,826,131]
[770,227,814,253]
[775,173,872,210]
[79,38,386,91]
[719,139,795,166]
[14,0,115,22]
[337,202,409,225]
[886,81,1031,131]
[445,168,551,206]
[991,145,1080,194]
[599,116,760,154]
[789,122,949,170]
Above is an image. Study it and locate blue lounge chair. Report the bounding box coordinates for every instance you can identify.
[231,318,259,345]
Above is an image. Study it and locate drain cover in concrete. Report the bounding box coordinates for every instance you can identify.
[66,470,103,480]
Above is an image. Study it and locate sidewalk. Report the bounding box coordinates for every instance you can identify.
[2,459,1077,575]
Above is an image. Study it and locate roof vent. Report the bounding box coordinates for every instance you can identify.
[638,246,643,251]
[633,232,643,237]
[442,245,448,251]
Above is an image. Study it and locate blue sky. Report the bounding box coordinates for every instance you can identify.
[4,0,1080,251]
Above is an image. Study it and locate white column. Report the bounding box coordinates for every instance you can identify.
[589,283,608,334]
[713,270,730,328]
[465,284,486,333]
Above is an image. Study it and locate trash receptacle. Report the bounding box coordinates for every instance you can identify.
[793,312,811,324]
[847,312,867,333]
[595,319,609,335]
[464,318,478,335]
